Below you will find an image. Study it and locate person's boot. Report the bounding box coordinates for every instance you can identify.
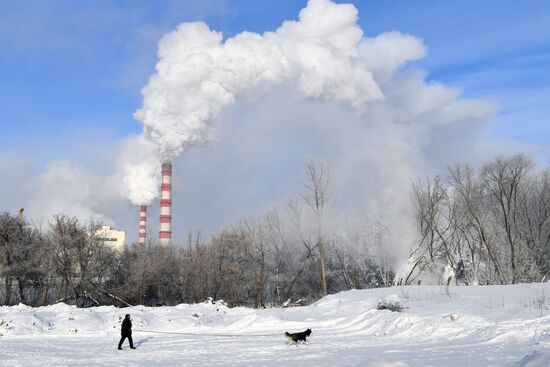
[131,347,136,349]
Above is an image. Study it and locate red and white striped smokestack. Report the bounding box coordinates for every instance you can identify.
[138,205,147,244]
[159,163,172,245]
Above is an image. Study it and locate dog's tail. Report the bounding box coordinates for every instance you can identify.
[284,332,290,337]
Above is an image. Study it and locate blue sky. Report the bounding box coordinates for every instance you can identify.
[0,0,548,158]
[0,0,549,241]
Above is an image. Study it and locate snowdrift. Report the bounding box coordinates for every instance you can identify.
[1,284,550,366]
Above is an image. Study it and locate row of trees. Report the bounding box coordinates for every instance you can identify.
[406,154,550,285]
[0,159,393,307]
[115,213,392,308]
[0,214,119,307]
[4,154,545,307]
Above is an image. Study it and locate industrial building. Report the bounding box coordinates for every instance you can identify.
[96,225,126,251]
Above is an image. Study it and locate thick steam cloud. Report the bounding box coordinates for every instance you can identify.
[119,135,161,205]
[134,0,382,164]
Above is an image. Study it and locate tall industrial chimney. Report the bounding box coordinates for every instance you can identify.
[159,163,172,245]
[138,205,147,244]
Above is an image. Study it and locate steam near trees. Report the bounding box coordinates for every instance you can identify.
[0,159,391,307]
[406,154,550,285]
[1,154,548,308]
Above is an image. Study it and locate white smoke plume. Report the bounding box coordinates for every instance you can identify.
[117,135,161,205]
[134,0,383,163]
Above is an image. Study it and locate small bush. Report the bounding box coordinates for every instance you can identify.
[377,295,404,312]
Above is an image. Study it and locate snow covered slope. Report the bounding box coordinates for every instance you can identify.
[2,284,550,366]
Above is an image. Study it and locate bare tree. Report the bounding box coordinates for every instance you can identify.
[449,163,507,284]
[239,217,269,308]
[407,155,548,285]
[480,154,534,283]
[300,158,331,296]
[47,215,110,306]
[0,212,42,305]
[286,197,322,299]
[264,209,289,305]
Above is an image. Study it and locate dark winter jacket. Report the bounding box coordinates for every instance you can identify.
[121,316,132,337]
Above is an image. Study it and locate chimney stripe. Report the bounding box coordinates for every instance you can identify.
[159,163,172,245]
[138,205,147,244]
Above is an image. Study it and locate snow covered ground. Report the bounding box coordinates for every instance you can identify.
[2,284,550,366]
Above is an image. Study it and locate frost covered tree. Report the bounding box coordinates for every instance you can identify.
[0,212,42,305]
[407,154,550,285]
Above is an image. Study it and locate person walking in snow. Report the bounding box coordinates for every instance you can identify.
[118,314,136,350]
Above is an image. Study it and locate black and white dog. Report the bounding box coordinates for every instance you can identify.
[284,328,312,346]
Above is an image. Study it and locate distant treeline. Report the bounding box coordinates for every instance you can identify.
[0,159,393,308]
[2,154,547,308]
[0,214,392,308]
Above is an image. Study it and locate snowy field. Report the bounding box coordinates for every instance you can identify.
[2,284,550,366]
